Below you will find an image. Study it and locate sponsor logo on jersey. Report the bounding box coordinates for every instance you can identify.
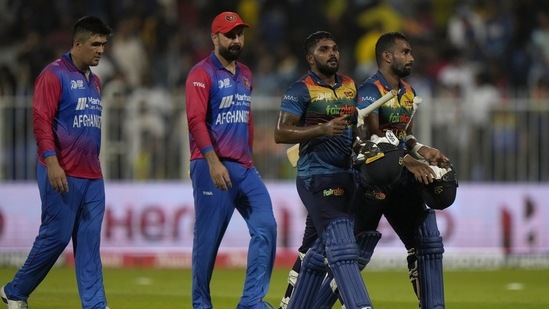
[359,95,377,103]
[283,95,298,102]
[75,97,102,111]
[218,78,231,89]
[219,94,251,109]
[325,104,356,116]
[323,187,345,197]
[314,92,333,101]
[388,112,411,124]
[363,189,386,200]
[219,95,234,108]
[193,82,205,88]
[234,93,251,104]
[403,99,413,108]
[76,97,87,110]
[70,80,85,90]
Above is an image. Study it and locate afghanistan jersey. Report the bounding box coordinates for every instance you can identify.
[185,52,254,168]
[357,71,416,147]
[33,52,103,179]
[280,71,357,177]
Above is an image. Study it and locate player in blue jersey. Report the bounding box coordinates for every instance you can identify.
[184,11,277,309]
[274,31,373,309]
[1,16,112,309]
[353,31,451,309]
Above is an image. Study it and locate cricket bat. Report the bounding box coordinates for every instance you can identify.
[286,143,300,168]
[356,89,398,125]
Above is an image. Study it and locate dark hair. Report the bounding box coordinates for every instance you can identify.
[304,31,335,55]
[72,16,112,41]
[375,31,408,65]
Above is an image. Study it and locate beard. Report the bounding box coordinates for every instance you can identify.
[315,58,339,76]
[219,44,242,61]
[391,62,412,78]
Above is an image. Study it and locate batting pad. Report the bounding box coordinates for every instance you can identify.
[286,240,327,309]
[313,230,381,308]
[415,209,445,309]
[356,231,382,270]
[323,218,373,309]
[311,270,339,309]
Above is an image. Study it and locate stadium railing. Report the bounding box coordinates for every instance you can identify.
[1,94,548,182]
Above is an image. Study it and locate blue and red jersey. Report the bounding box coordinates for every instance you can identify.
[185,52,254,168]
[280,71,357,177]
[357,71,416,145]
[33,51,103,179]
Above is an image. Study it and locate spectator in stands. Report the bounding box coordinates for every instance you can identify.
[110,16,148,88]
[125,70,173,179]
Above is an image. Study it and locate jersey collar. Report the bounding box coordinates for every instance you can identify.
[308,70,341,88]
[209,52,240,76]
[62,51,95,81]
[372,70,406,94]
[62,51,80,72]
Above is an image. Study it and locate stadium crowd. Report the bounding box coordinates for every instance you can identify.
[1,0,549,181]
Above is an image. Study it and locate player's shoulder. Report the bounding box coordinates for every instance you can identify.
[237,62,253,83]
[357,77,381,93]
[36,58,66,84]
[400,79,416,95]
[41,58,67,75]
[337,73,355,84]
[286,73,310,90]
[187,58,214,84]
[188,57,211,74]
[281,75,310,104]
[237,61,252,74]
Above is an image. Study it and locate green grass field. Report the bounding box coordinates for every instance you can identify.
[1,266,548,308]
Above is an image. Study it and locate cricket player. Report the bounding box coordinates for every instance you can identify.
[1,16,112,309]
[185,11,277,309]
[274,30,373,309]
[353,31,451,309]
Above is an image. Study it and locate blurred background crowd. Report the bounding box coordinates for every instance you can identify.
[1,0,549,182]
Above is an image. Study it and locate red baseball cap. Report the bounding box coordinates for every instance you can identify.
[211,12,249,34]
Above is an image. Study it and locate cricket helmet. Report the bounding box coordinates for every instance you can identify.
[422,164,459,210]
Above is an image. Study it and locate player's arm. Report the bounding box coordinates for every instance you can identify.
[356,83,384,139]
[202,149,232,190]
[399,117,435,184]
[275,111,349,144]
[404,126,449,169]
[363,112,383,138]
[185,67,232,190]
[274,83,349,144]
[403,91,449,182]
[32,70,68,193]
[186,67,214,153]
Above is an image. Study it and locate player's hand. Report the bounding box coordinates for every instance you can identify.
[321,115,350,136]
[44,156,68,193]
[419,146,450,168]
[208,160,232,191]
[402,155,435,184]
